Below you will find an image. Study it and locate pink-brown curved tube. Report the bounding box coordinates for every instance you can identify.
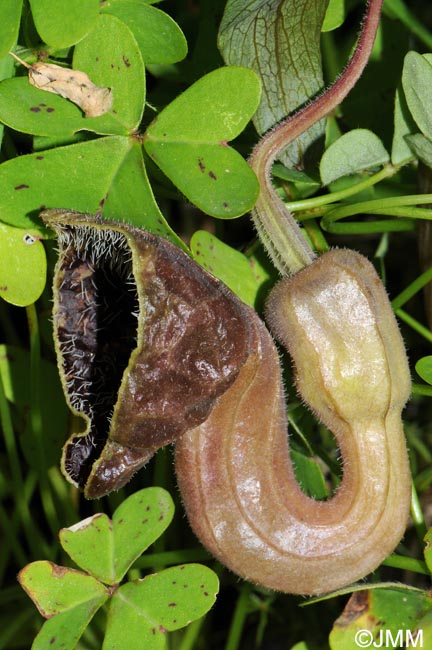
[175,250,411,595]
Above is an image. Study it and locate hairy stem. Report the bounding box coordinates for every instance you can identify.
[249,0,384,275]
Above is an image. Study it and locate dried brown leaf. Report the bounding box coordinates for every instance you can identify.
[28,62,113,118]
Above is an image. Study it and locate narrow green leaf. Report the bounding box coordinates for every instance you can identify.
[384,0,432,53]
[406,133,432,168]
[73,14,146,131]
[0,344,41,405]
[0,344,67,467]
[0,136,131,231]
[18,561,108,617]
[112,487,174,582]
[218,0,329,167]
[29,0,99,48]
[0,222,46,306]
[307,581,426,605]
[320,129,389,185]
[415,356,432,386]
[60,515,115,585]
[104,565,219,649]
[0,0,23,58]
[402,51,432,141]
[101,0,188,65]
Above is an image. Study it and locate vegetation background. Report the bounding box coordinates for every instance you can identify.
[2,0,432,648]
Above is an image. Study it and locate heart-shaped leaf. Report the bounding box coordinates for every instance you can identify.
[101,0,188,65]
[29,0,99,48]
[0,15,145,137]
[320,129,389,185]
[0,136,130,232]
[112,487,174,582]
[103,565,219,650]
[100,142,186,248]
[0,134,181,242]
[73,14,146,132]
[144,66,261,218]
[0,77,128,138]
[60,514,114,585]
[31,602,107,650]
[18,561,108,617]
[60,488,174,584]
[0,222,46,306]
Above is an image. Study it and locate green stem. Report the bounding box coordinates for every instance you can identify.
[152,448,172,556]
[0,608,35,650]
[0,301,20,345]
[0,380,45,565]
[321,193,432,233]
[249,0,384,276]
[26,305,61,541]
[225,583,252,650]
[0,364,23,486]
[394,308,432,344]
[303,219,330,254]
[286,164,396,213]
[26,304,44,471]
[381,554,429,576]
[410,479,428,541]
[383,0,432,50]
[392,266,432,309]
[134,548,211,570]
[324,215,413,235]
[48,466,78,523]
[415,467,432,492]
[178,618,206,650]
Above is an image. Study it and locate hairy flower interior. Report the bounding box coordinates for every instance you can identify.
[55,225,139,488]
